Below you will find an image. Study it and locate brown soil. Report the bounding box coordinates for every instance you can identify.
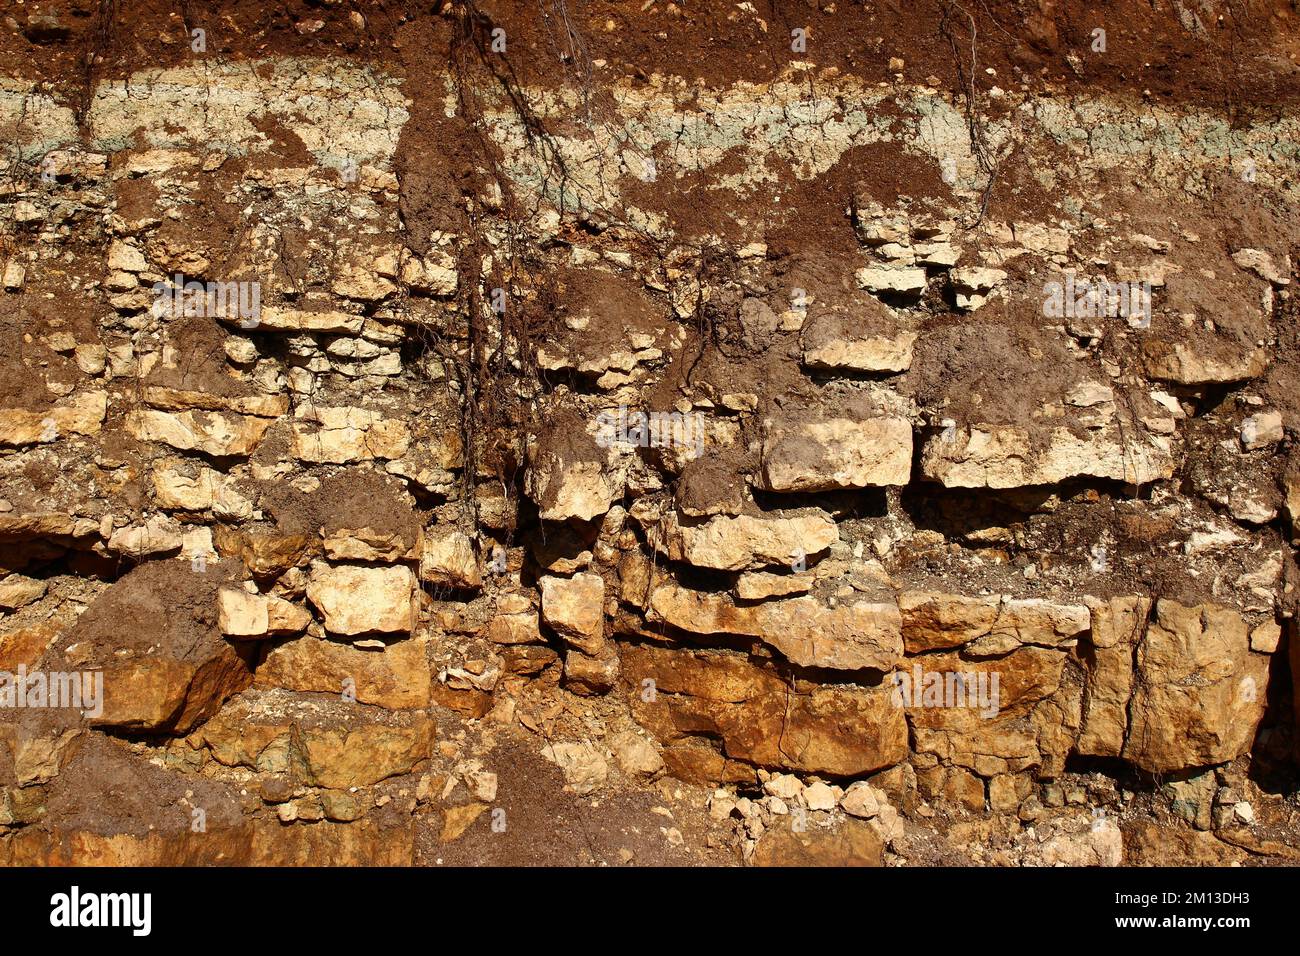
[415,735,736,866]
[259,468,426,540]
[145,317,261,398]
[10,0,1300,105]
[906,319,1082,427]
[42,558,240,668]
[39,734,246,838]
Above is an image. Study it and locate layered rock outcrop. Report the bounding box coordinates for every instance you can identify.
[1,0,1298,867]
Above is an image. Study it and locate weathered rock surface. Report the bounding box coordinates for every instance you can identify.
[1121,601,1269,773]
[191,691,432,789]
[906,645,1076,779]
[757,412,913,492]
[3,10,1299,870]
[801,312,916,373]
[651,508,838,572]
[418,528,481,589]
[540,741,608,795]
[1076,597,1151,757]
[218,587,313,638]
[921,424,1175,489]
[899,592,1090,655]
[0,392,106,448]
[647,581,901,671]
[255,633,432,710]
[624,644,907,778]
[306,564,414,636]
[540,572,606,655]
[291,406,410,463]
[41,562,254,733]
[128,408,275,458]
[751,816,884,866]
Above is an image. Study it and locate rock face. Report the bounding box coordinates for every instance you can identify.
[128,409,275,458]
[647,582,901,671]
[418,529,481,589]
[906,645,1076,780]
[526,420,618,522]
[0,392,106,448]
[153,460,254,517]
[255,634,433,709]
[191,691,432,789]
[1282,454,1300,540]
[3,4,1299,870]
[0,734,415,865]
[899,592,1090,655]
[757,413,913,492]
[751,816,884,866]
[624,644,907,779]
[1076,597,1150,757]
[218,587,313,638]
[1121,601,1269,773]
[540,573,606,655]
[652,508,838,571]
[921,424,1175,489]
[41,562,254,734]
[801,311,916,374]
[291,406,410,464]
[540,741,609,795]
[306,565,414,636]
[1144,342,1269,385]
